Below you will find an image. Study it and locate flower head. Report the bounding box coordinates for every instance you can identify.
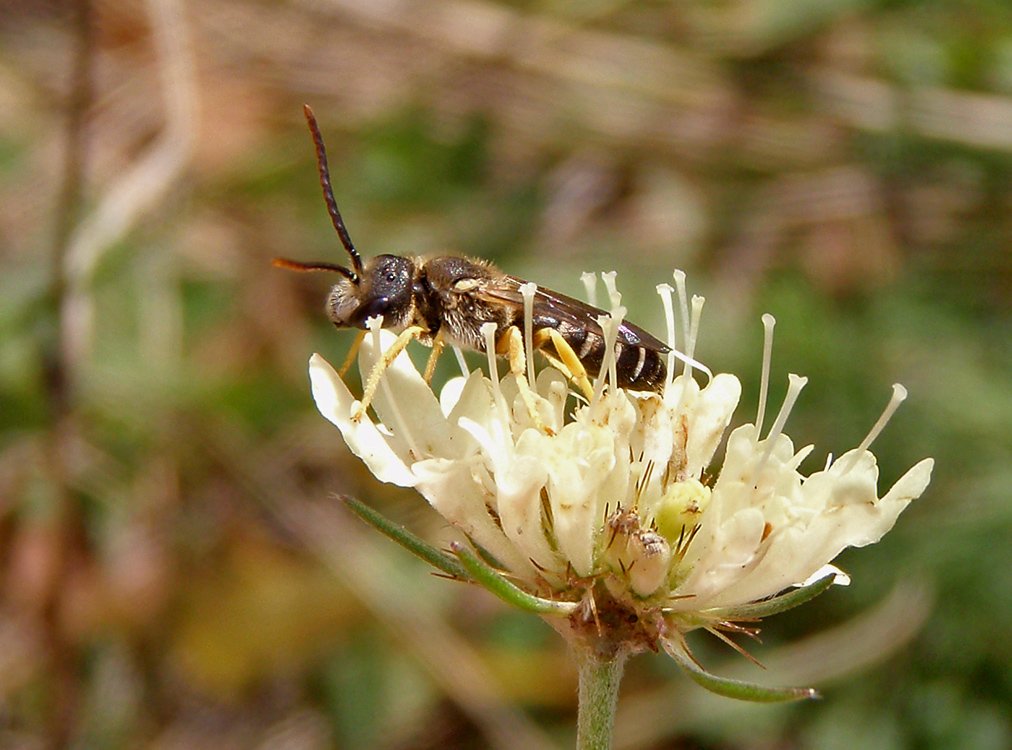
[310,271,933,699]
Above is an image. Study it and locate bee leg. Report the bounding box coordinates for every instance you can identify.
[535,328,594,400]
[422,330,446,384]
[338,330,367,377]
[353,325,425,422]
[503,326,551,434]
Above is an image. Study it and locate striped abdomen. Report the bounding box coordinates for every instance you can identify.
[536,314,669,393]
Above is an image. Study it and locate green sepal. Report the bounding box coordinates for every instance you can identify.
[341,495,470,581]
[663,640,819,703]
[449,542,579,617]
[705,572,837,621]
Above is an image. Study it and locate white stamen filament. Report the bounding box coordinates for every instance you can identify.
[684,294,704,378]
[666,349,713,381]
[481,322,509,424]
[656,283,677,387]
[581,271,598,308]
[673,270,690,373]
[788,444,815,471]
[608,307,626,390]
[592,312,620,404]
[755,374,808,482]
[756,314,776,434]
[366,316,422,458]
[481,322,499,380]
[520,282,537,388]
[601,271,622,311]
[841,384,908,473]
[452,346,469,378]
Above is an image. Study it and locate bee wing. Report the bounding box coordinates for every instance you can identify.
[479,275,669,353]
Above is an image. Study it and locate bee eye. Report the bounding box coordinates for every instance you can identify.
[385,272,396,283]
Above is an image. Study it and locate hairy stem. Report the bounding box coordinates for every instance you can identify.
[576,648,627,750]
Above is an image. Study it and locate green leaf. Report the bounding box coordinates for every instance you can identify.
[663,639,819,703]
[449,542,578,617]
[341,496,469,581]
[705,572,837,620]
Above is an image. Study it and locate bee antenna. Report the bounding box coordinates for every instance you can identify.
[303,104,364,281]
[272,256,357,282]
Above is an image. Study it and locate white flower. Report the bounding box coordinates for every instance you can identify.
[310,272,933,664]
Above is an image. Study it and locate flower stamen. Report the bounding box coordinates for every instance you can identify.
[592,309,624,403]
[481,321,510,426]
[601,270,622,311]
[520,282,538,388]
[663,275,713,383]
[685,294,705,379]
[608,309,625,391]
[755,374,808,481]
[656,283,677,388]
[756,314,776,434]
[452,345,469,378]
[840,383,908,473]
[673,270,690,373]
[581,271,598,307]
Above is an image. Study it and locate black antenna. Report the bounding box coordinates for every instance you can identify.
[271,256,357,282]
[303,104,364,281]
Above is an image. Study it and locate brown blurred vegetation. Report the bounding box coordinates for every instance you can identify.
[0,0,1009,748]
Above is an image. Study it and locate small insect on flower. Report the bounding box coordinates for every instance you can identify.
[284,105,934,710]
[274,106,670,428]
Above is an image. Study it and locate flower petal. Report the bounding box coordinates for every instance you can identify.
[524,423,619,577]
[357,332,457,459]
[458,418,559,576]
[691,455,933,607]
[853,457,934,546]
[411,457,535,578]
[673,507,766,607]
[309,354,416,487]
[684,373,742,479]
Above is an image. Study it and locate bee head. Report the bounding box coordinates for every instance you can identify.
[326,254,415,330]
[273,106,419,332]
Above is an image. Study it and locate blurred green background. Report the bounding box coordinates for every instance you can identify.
[1,0,1009,748]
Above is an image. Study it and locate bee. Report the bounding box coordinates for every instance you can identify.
[275,106,669,423]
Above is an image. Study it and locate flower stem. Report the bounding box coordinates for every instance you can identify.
[576,648,627,750]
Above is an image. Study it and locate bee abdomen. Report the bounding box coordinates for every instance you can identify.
[614,341,666,391]
[557,327,667,393]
